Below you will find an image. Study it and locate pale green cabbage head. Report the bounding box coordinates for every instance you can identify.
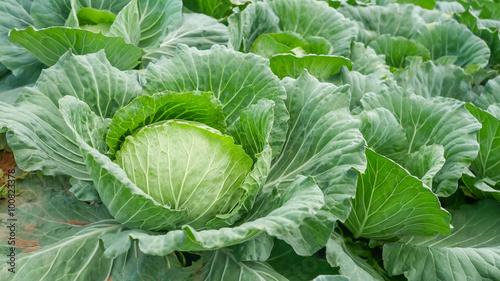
[115,119,253,229]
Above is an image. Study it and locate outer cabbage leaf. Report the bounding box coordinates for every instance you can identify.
[368,35,431,69]
[28,51,141,118]
[361,86,481,196]
[269,54,352,79]
[250,32,310,59]
[143,13,228,64]
[0,0,44,84]
[414,20,491,68]
[457,8,500,68]
[339,4,426,43]
[266,239,339,281]
[356,108,408,163]
[328,67,388,110]
[462,104,500,200]
[228,2,280,53]
[265,0,357,56]
[109,0,182,47]
[326,232,386,281]
[227,99,275,161]
[349,43,390,79]
[345,148,451,239]
[144,44,288,157]
[30,0,130,28]
[183,0,234,19]
[107,0,141,45]
[395,57,475,102]
[266,72,366,211]
[383,200,500,281]
[474,74,500,109]
[264,72,366,255]
[0,51,141,180]
[0,173,117,280]
[10,27,142,70]
[175,249,288,281]
[207,100,276,229]
[403,144,446,189]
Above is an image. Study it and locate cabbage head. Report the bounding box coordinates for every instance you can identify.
[115,119,253,230]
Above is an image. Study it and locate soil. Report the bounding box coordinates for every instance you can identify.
[59,220,89,226]
[0,150,16,178]
[18,238,40,254]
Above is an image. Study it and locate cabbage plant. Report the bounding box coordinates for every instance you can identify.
[0,40,368,279]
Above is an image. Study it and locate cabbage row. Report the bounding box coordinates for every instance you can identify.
[0,0,499,280]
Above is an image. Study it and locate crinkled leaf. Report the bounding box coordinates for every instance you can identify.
[181,176,324,253]
[328,67,388,110]
[0,173,111,247]
[110,244,176,281]
[265,72,366,254]
[31,0,130,28]
[361,86,481,196]
[383,200,500,281]
[0,0,44,83]
[414,20,491,68]
[306,36,333,55]
[231,233,274,262]
[0,173,116,280]
[0,51,140,180]
[228,2,280,53]
[144,44,288,157]
[339,4,426,43]
[488,103,500,119]
[404,144,446,189]
[475,74,500,109]
[184,249,288,281]
[28,50,142,118]
[266,239,339,281]
[462,174,500,201]
[266,0,357,56]
[368,35,431,69]
[69,178,100,202]
[143,13,228,64]
[227,99,274,161]
[356,108,408,163]
[110,0,182,47]
[462,104,500,200]
[345,148,451,240]
[138,0,182,47]
[326,232,386,281]
[108,0,140,45]
[266,72,366,217]
[349,42,390,79]
[0,220,122,280]
[395,57,475,102]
